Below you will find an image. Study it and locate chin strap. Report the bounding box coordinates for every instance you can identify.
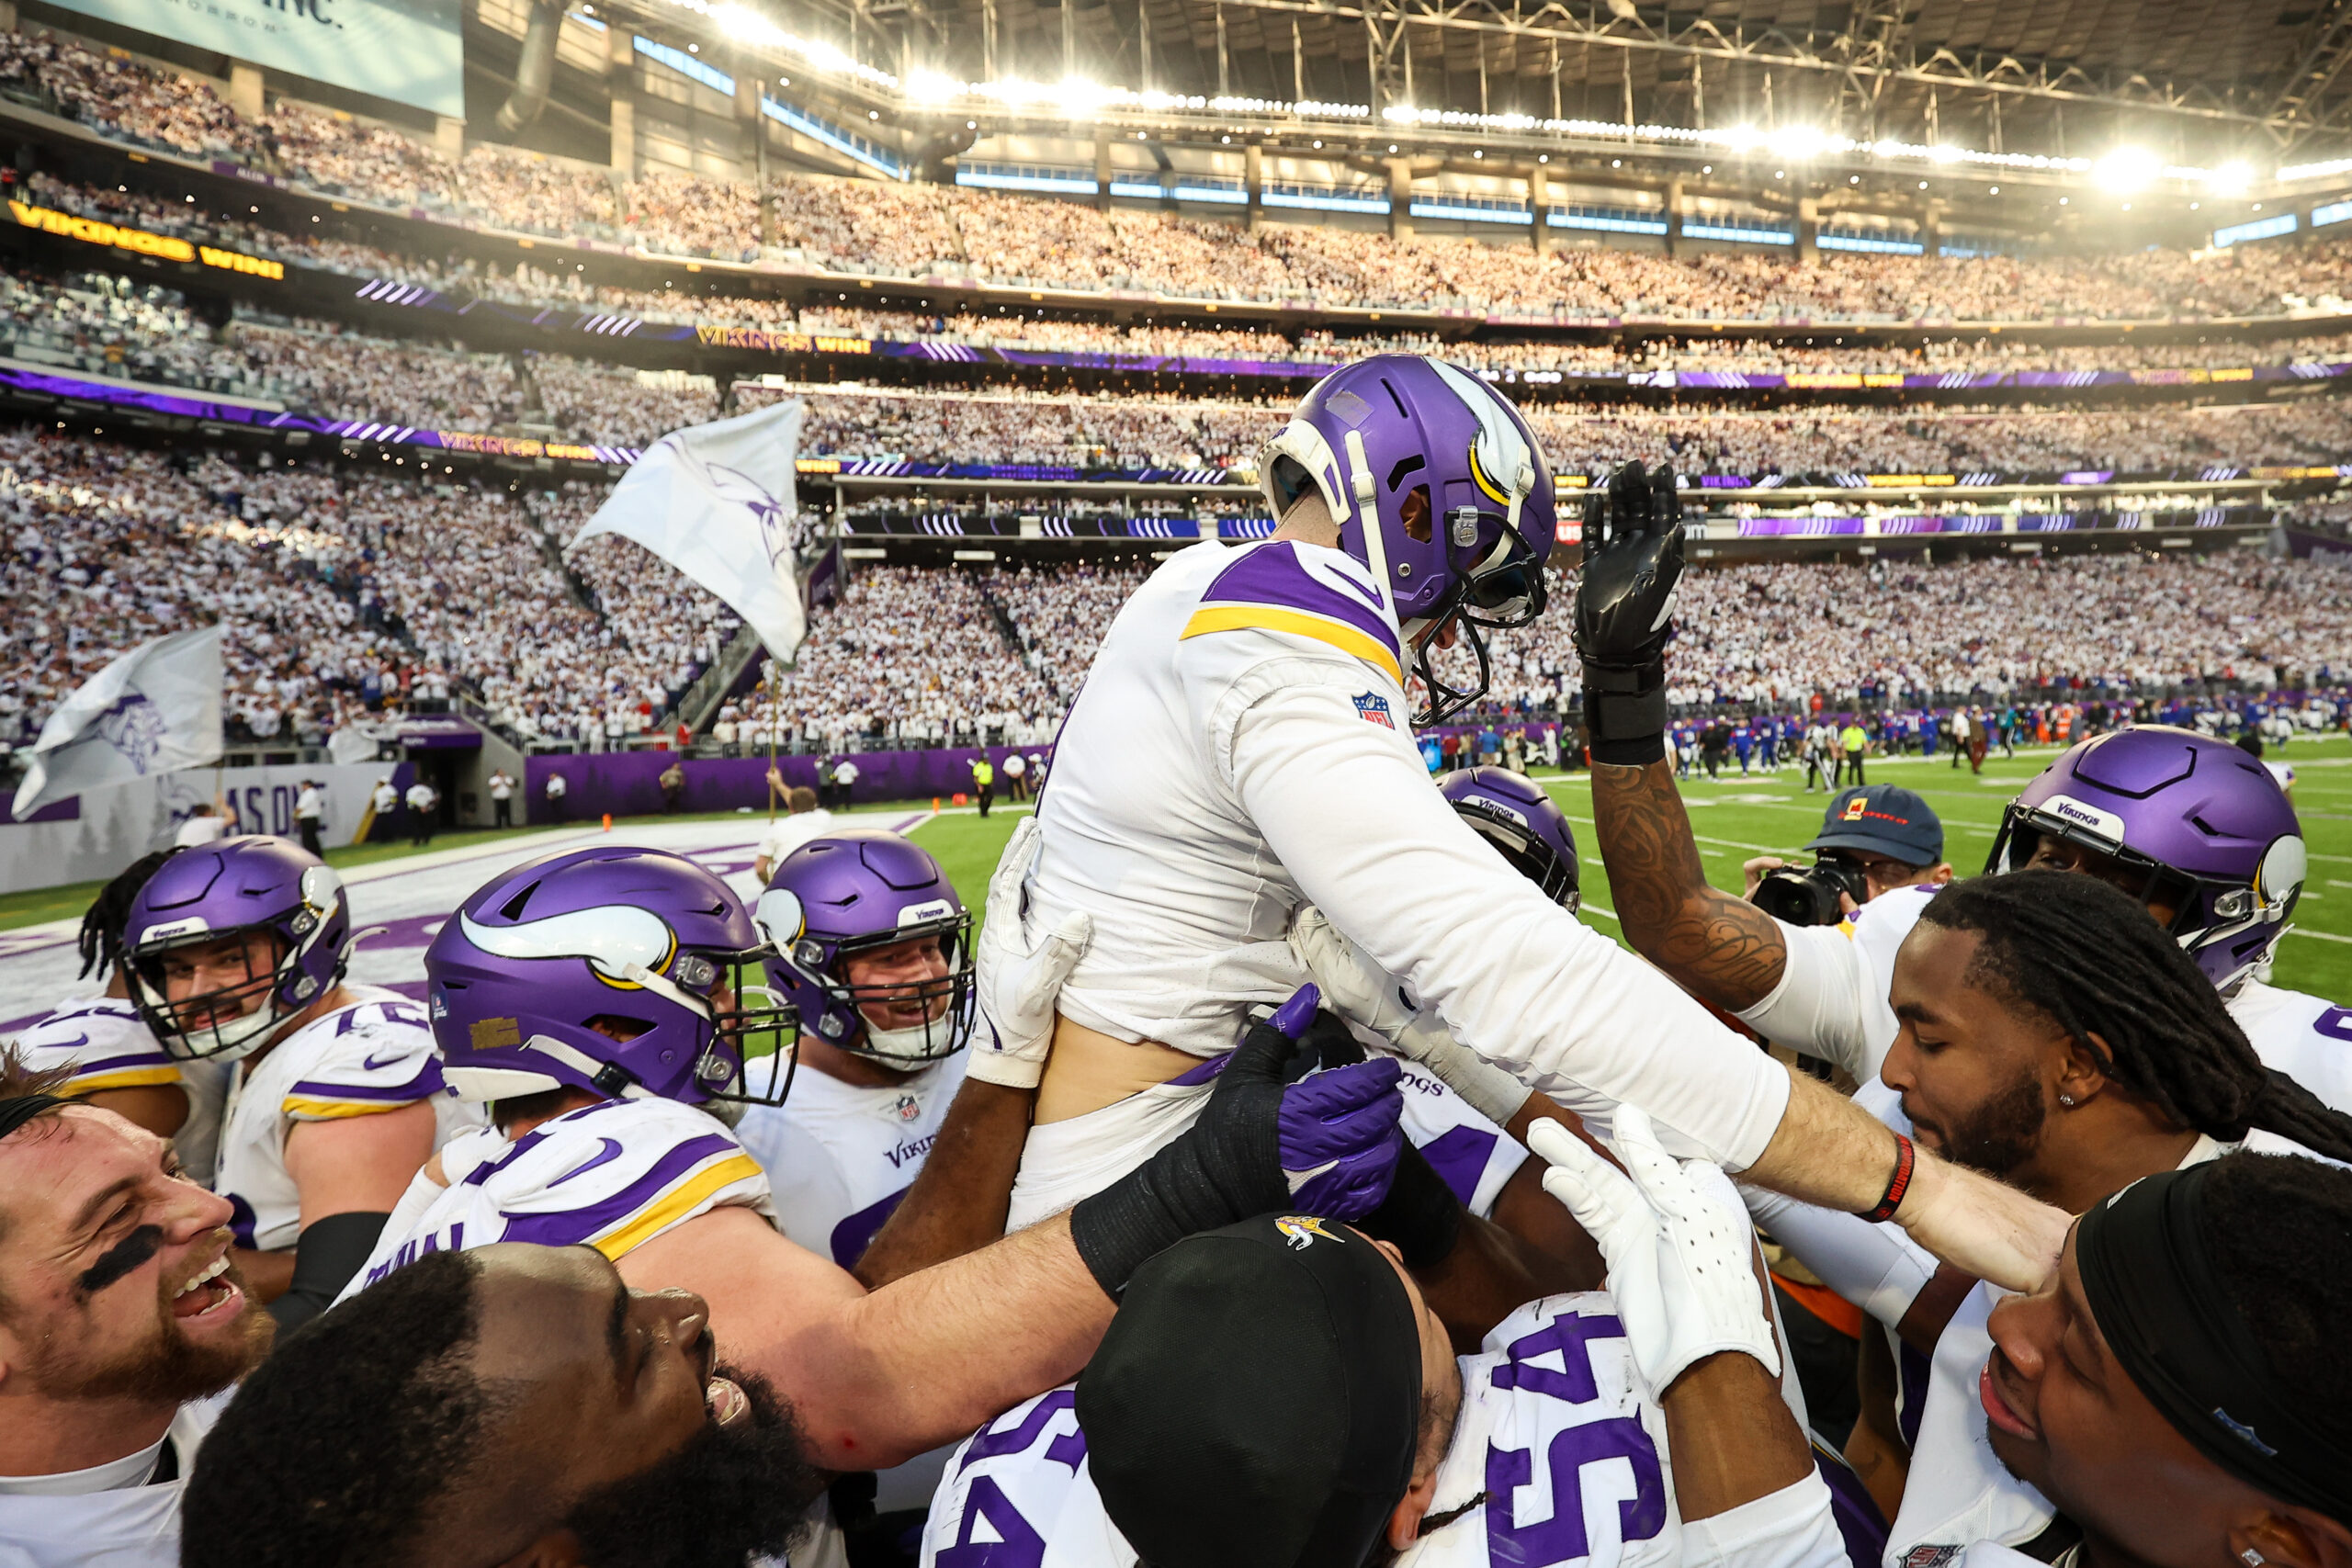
[622,961,718,1022]
[1343,429,1392,622]
[521,1033,662,1101]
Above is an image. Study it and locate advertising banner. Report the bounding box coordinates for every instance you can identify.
[44,0,463,118]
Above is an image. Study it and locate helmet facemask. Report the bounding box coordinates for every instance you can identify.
[773,911,978,1073]
[1988,805,2305,993]
[128,863,349,1063]
[669,945,803,1107]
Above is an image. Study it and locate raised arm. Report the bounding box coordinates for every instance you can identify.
[1530,1111,1845,1567]
[1589,757,1789,1012]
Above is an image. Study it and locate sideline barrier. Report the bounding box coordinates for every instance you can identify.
[0,761,411,897]
[523,746,1048,823]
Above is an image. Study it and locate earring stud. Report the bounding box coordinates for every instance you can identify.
[2059,1093,2076,1107]
[2243,1549,2266,1567]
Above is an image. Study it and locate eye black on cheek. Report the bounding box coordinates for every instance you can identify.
[78,1224,164,1295]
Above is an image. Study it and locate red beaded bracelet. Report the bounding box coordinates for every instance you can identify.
[1860,1133,1916,1224]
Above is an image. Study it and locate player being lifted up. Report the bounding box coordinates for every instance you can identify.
[963,353,2064,1289]
[116,836,481,1328]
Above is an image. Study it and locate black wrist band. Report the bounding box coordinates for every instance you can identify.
[1582,676,1668,766]
[1860,1134,1916,1224]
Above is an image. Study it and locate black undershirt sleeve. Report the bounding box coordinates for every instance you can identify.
[266,1211,392,1333]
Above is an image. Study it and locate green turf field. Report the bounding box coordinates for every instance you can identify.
[901,735,2352,1005]
[9,745,2344,1002]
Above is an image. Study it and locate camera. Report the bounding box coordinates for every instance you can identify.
[1751,856,1871,927]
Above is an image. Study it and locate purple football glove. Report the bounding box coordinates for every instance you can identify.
[1067,986,1407,1296]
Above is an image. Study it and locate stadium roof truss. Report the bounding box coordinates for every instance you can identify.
[618,0,2352,186]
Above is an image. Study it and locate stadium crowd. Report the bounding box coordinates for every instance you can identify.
[8,30,2352,327]
[5,402,2348,758]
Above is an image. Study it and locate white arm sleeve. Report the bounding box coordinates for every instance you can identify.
[1733,921,1883,1083]
[1680,1472,1849,1568]
[1744,1186,1939,1328]
[1227,678,1792,1172]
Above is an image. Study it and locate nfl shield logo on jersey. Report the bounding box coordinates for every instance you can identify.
[1352,693,1395,729]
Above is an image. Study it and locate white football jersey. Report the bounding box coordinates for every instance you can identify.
[343,1096,773,1300]
[733,1052,967,1269]
[920,1295,1684,1568]
[1019,537,1789,1171]
[1741,886,2352,1111]
[0,1396,219,1568]
[216,987,481,1253]
[10,998,232,1184]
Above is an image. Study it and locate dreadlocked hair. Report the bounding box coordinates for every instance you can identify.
[75,850,175,981]
[1917,870,2352,1164]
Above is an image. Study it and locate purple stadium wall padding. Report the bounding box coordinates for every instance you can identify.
[522,746,1048,823]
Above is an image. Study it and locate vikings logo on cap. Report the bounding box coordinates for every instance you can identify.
[1275,1215,1338,1251]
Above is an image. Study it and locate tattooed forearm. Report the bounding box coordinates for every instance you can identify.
[1589,759,1789,1011]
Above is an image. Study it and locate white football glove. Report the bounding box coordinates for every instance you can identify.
[1529,1104,1781,1395]
[1285,905,1529,1128]
[968,817,1091,1089]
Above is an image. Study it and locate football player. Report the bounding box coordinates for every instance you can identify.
[1738,871,2352,1562]
[920,1105,1868,1568]
[117,837,481,1328]
[181,927,1410,1568]
[10,852,229,1180]
[969,355,2063,1293]
[1581,513,2334,1100]
[734,829,975,1275]
[1713,1152,2352,1568]
[0,1048,271,1568]
[729,829,980,1527]
[340,845,797,1303]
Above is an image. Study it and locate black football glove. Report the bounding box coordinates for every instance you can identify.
[1575,461,1683,766]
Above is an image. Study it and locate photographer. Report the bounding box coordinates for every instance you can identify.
[1741,785,1953,931]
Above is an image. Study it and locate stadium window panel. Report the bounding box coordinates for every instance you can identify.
[2210,212,2298,247]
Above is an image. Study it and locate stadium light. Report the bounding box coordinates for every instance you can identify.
[2207,160,2255,195]
[2095,148,2161,192]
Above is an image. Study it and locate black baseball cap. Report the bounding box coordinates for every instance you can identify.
[1076,1215,1425,1568]
[1806,784,1944,865]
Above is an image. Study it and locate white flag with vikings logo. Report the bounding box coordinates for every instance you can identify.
[564,398,809,663]
[12,624,224,817]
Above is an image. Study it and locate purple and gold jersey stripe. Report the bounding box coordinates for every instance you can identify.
[58,1047,183,1095]
[283,1059,447,1119]
[497,1132,757,1261]
[1182,541,1404,683]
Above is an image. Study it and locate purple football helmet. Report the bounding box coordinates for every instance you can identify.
[754,829,975,1071]
[1257,355,1558,724]
[1986,726,2306,990]
[427,846,798,1107]
[122,836,352,1062]
[1437,766,1581,912]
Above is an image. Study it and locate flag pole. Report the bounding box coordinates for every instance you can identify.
[764,672,779,824]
